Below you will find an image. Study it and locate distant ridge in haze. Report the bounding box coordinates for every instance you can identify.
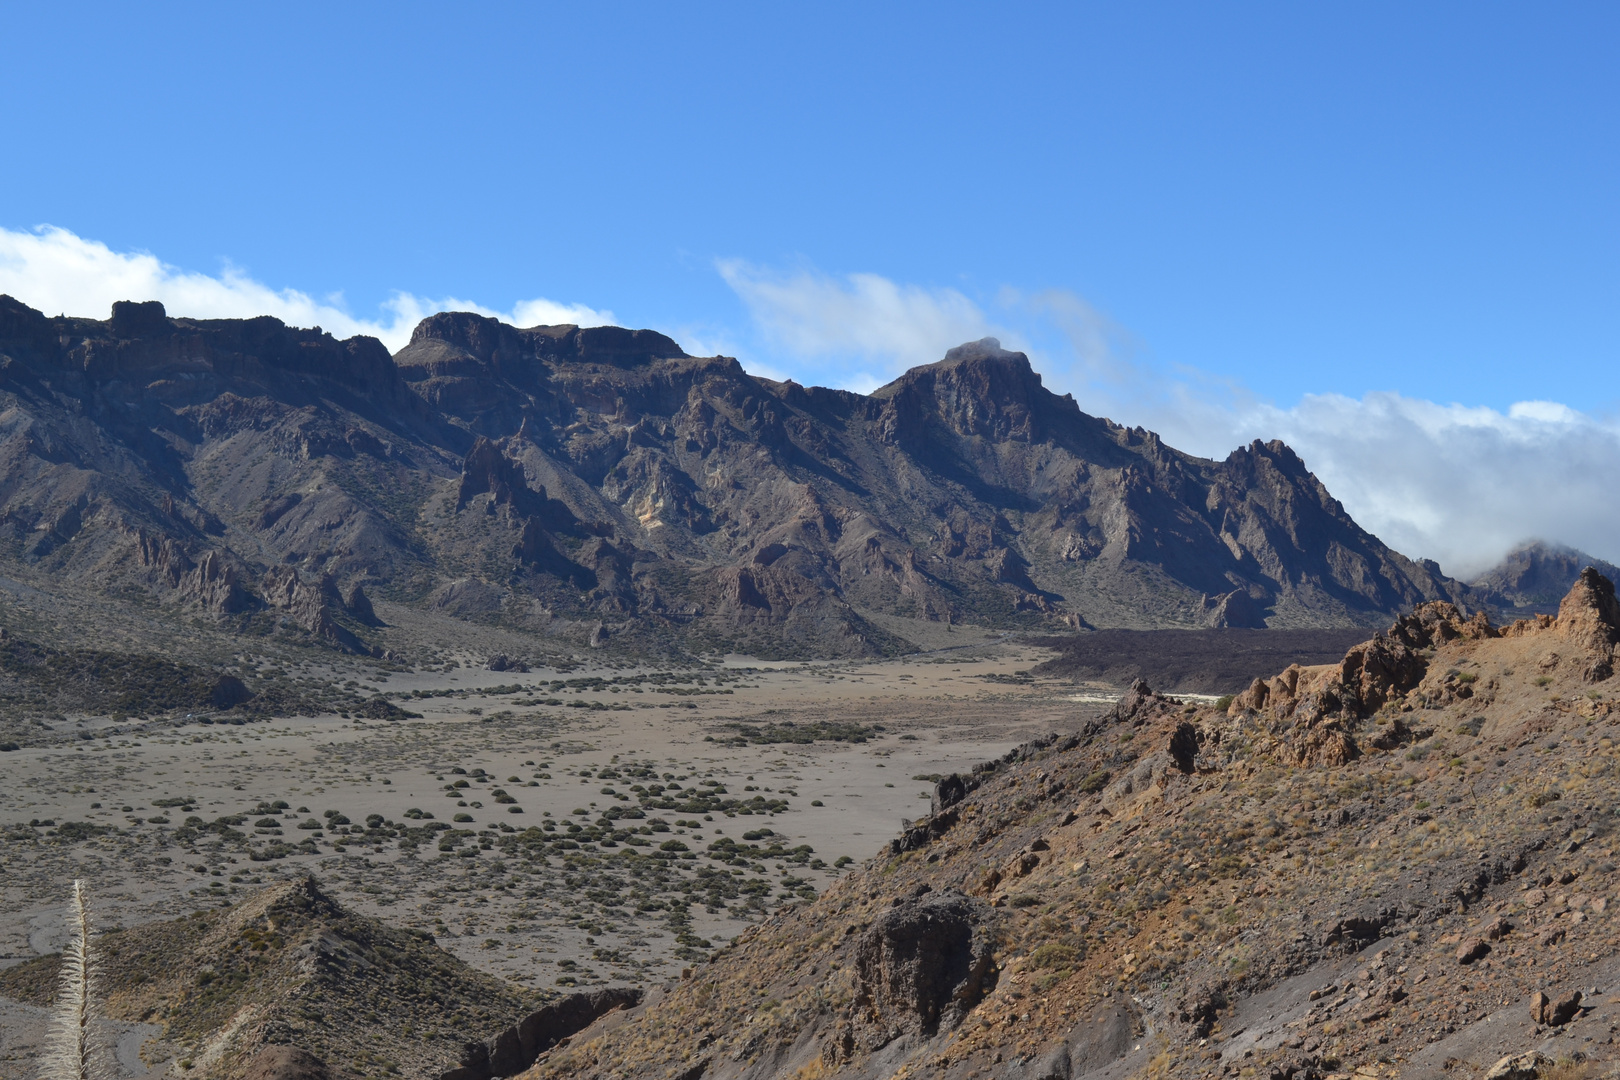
[1472,540,1620,616]
[0,297,1475,658]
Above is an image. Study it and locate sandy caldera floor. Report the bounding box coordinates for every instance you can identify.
[0,642,1109,997]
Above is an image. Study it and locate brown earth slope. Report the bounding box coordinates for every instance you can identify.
[0,877,543,1080]
[509,569,1620,1080]
[0,297,1474,662]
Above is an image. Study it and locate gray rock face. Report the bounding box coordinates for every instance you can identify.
[853,892,997,1040]
[0,296,1484,656]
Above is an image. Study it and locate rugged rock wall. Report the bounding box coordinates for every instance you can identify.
[0,297,1479,656]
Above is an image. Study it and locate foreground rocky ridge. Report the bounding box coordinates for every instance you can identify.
[0,876,640,1080]
[0,297,1476,659]
[508,569,1620,1080]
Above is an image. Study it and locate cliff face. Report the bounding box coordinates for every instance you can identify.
[0,299,1472,656]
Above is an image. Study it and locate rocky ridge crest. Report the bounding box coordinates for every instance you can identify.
[0,298,1478,658]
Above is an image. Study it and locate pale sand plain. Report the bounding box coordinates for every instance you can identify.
[0,639,1113,1002]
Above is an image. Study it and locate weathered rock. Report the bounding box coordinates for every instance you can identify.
[444,988,643,1080]
[890,807,960,854]
[1336,634,1426,713]
[1026,1044,1071,1080]
[1455,937,1490,964]
[1175,980,1228,1037]
[1483,1051,1551,1080]
[1529,990,1550,1025]
[1106,681,1178,729]
[1203,589,1267,629]
[210,675,253,709]
[931,773,975,816]
[1550,989,1583,1025]
[342,582,379,625]
[260,568,368,653]
[1557,567,1620,681]
[1265,1053,1322,1080]
[852,891,997,1040]
[1388,601,1498,650]
[1168,721,1203,773]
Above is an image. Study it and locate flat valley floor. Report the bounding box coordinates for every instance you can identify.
[0,640,1108,1029]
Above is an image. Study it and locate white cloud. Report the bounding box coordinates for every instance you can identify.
[717,259,1002,389]
[0,225,612,352]
[1228,392,1620,578]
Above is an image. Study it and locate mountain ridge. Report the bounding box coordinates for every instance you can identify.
[0,297,1477,659]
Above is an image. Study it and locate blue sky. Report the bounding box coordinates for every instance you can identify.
[1,1,1617,573]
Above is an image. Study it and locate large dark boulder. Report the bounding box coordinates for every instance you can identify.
[210,675,253,709]
[853,892,997,1039]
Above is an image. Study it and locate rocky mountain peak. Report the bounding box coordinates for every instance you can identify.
[407,310,531,364]
[869,337,1073,447]
[1472,540,1620,616]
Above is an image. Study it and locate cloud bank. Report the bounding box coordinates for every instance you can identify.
[1230,394,1620,579]
[719,260,1620,578]
[0,225,613,352]
[718,259,1004,392]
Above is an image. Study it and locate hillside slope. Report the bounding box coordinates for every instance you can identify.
[0,298,1472,660]
[514,569,1620,1080]
[0,877,546,1079]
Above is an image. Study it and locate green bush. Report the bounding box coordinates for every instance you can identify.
[1030,943,1080,969]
